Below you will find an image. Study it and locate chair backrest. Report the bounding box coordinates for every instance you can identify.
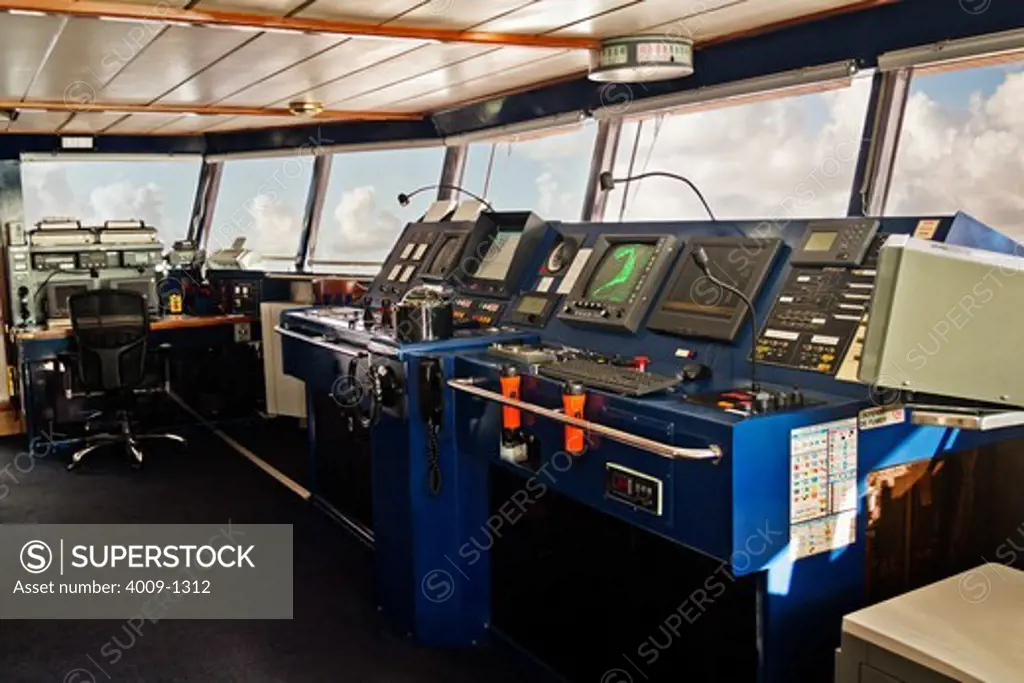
[69,289,149,391]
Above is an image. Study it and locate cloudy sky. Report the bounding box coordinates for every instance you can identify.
[19,60,1024,267]
[21,158,201,246]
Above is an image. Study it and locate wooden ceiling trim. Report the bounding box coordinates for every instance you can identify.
[0,0,602,49]
[0,98,423,120]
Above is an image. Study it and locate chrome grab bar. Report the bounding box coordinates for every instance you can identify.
[273,325,363,356]
[448,377,723,462]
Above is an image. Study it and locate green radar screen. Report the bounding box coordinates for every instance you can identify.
[585,243,656,303]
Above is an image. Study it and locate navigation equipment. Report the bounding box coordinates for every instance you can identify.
[456,211,547,298]
[558,234,678,332]
[790,219,879,266]
[648,237,782,342]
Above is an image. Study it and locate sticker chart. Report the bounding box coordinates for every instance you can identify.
[789,418,858,559]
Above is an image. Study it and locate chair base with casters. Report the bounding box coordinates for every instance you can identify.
[66,409,187,470]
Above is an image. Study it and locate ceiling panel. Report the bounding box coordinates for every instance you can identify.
[474,0,638,34]
[6,111,72,132]
[60,112,129,133]
[194,0,306,14]
[550,0,744,38]
[330,46,566,109]
[105,112,193,132]
[218,39,430,107]
[380,0,538,29]
[643,0,866,42]
[101,26,254,103]
[388,50,589,112]
[0,14,65,100]
[265,42,494,108]
[26,17,167,100]
[296,0,427,21]
[156,32,346,105]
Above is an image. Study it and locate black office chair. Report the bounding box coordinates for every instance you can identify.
[65,289,186,470]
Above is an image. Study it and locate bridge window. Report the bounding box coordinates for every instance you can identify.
[605,76,874,222]
[461,123,598,221]
[311,146,446,275]
[208,155,314,271]
[20,157,203,246]
[886,58,1024,237]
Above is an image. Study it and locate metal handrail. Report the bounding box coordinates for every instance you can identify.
[448,377,723,462]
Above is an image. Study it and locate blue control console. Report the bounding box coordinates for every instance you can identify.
[282,210,1024,682]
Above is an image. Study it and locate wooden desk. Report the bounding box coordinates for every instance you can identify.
[14,314,259,341]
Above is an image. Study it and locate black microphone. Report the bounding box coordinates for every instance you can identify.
[397,184,495,213]
[691,247,760,392]
[599,171,716,221]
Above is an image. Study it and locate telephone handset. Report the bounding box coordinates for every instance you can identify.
[419,358,444,495]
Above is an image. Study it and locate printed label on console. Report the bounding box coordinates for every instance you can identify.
[789,418,858,559]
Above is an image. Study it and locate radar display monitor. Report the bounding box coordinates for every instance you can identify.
[558,234,678,333]
[648,237,782,342]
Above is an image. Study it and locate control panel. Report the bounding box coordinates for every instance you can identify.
[648,237,782,342]
[7,224,168,326]
[452,297,505,328]
[504,232,585,328]
[558,234,678,333]
[756,232,885,375]
[790,219,879,267]
[605,463,663,515]
[370,224,445,301]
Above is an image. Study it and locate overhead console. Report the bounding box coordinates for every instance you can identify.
[648,236,782,342]
[755,219,883,375]
[558,234,678,333]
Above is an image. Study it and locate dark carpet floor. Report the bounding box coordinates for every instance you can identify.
[0,429,533,683]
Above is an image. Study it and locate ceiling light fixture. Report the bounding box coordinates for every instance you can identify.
[8,9,47,16]
[588,35,695,83]
[288,100,324,117]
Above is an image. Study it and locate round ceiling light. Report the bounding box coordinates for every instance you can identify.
[588,35,695,83]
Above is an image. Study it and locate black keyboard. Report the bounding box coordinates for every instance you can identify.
[539,359,681,397]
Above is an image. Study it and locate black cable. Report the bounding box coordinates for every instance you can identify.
[397,184,495,212]
[692,248,760,391]
[32,270,62,301]
[601,171,717,222]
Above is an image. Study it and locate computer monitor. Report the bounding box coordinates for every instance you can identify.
[46,279,93,319]
[106,277,158,311]
[558,234,678,333]
[648,237,782,342]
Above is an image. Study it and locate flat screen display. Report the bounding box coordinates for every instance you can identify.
[805,231,837,251]
[584,243,656,304]
[660,245,758,318]
[474,231,522,281]
[516,295,548,316]
[426,235,462,277]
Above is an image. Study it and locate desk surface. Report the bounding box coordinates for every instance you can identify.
[843,563,1024,683]
[14,314,259,341]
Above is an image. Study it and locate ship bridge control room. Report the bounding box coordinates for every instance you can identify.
[2,1,1024,682]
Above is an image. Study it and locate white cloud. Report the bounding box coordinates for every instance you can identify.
[319,186,402,262]
[610,78,872,222]
[888,71,1024,237]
